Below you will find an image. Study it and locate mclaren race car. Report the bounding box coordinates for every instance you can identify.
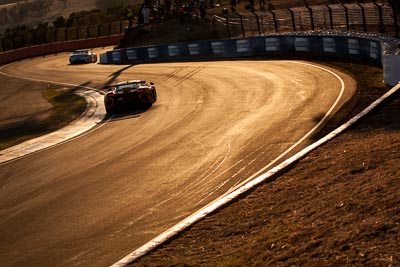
[69,49,97,64]
[104,80,157,113]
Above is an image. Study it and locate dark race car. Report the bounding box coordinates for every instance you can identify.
[103,80,157,114]
[69,49,97,64]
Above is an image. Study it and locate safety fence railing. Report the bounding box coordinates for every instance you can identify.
[1,2,397,53]
[212,2,399,39]
[0,21,128,52]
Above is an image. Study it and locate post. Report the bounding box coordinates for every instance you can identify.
[306,5,314,30]
[253,12,262,35]
[268,9,278,33]
[1,38,5,52]
[238,13,245,37]
[289,8,296,32]
[357,2,367,32]
[372,2,384,33]
[341,4,350,31]
[391,1,399,37]
[211,15,219,39]
[325,4,334,30]
[225,17,230,39]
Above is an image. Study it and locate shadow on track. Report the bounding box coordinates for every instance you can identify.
[104,65,136,89]
[101,104,154,123]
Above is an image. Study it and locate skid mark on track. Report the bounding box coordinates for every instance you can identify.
[159,65,190,82]
[159,64,208,85]
[177,135,233,202]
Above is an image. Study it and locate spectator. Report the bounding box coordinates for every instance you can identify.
[137,4,144,25]
[259,0,265,10]
[165,0,171,17]
[199,0,205,10]
[178,5,185,23]
[199,2,206,19]
[142,4,151,30]
[126,8,134,28]
[230,0,236,12]
[249,0,255,12]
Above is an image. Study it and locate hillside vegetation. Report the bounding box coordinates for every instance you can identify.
[0,0,128,32]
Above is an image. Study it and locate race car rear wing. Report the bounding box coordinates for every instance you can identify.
[103,81,153,90]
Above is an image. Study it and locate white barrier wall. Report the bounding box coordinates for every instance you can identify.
[101,33,400,86]
[383,55,400,86]
[100,53,108,64]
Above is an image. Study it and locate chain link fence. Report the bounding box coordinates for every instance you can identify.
[211,2,399,39]
[1,1,398,53]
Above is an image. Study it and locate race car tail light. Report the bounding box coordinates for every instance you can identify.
[107,93,115,97]
[137,89,145,93]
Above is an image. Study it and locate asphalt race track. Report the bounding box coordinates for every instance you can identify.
[0,48,356,267]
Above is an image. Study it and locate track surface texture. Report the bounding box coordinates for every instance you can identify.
[132,82,400,267]
[0,50,356,266]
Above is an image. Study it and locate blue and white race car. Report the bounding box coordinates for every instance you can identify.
[69,49,97,64]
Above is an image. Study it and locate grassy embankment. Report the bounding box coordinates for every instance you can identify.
[0,86,86,150]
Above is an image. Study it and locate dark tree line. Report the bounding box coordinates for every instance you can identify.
[0,0,22,4]
[1,2,133,39]
[0,0,135,32]
[0,0,57,27]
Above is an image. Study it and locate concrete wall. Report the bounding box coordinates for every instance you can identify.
[382,55,400,86]
[0,35,123,65]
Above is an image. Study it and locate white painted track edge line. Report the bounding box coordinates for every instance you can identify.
[111,83,400,267]
[229,61,346,192]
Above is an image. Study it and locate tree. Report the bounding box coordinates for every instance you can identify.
[95,0,127,11]
[53,16,66,27]
[58,0,68,9]
[387,0,399,11]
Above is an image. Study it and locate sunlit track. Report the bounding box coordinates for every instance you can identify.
[0,50,356,267]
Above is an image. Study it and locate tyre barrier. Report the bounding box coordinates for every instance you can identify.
[100,31,400,86]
